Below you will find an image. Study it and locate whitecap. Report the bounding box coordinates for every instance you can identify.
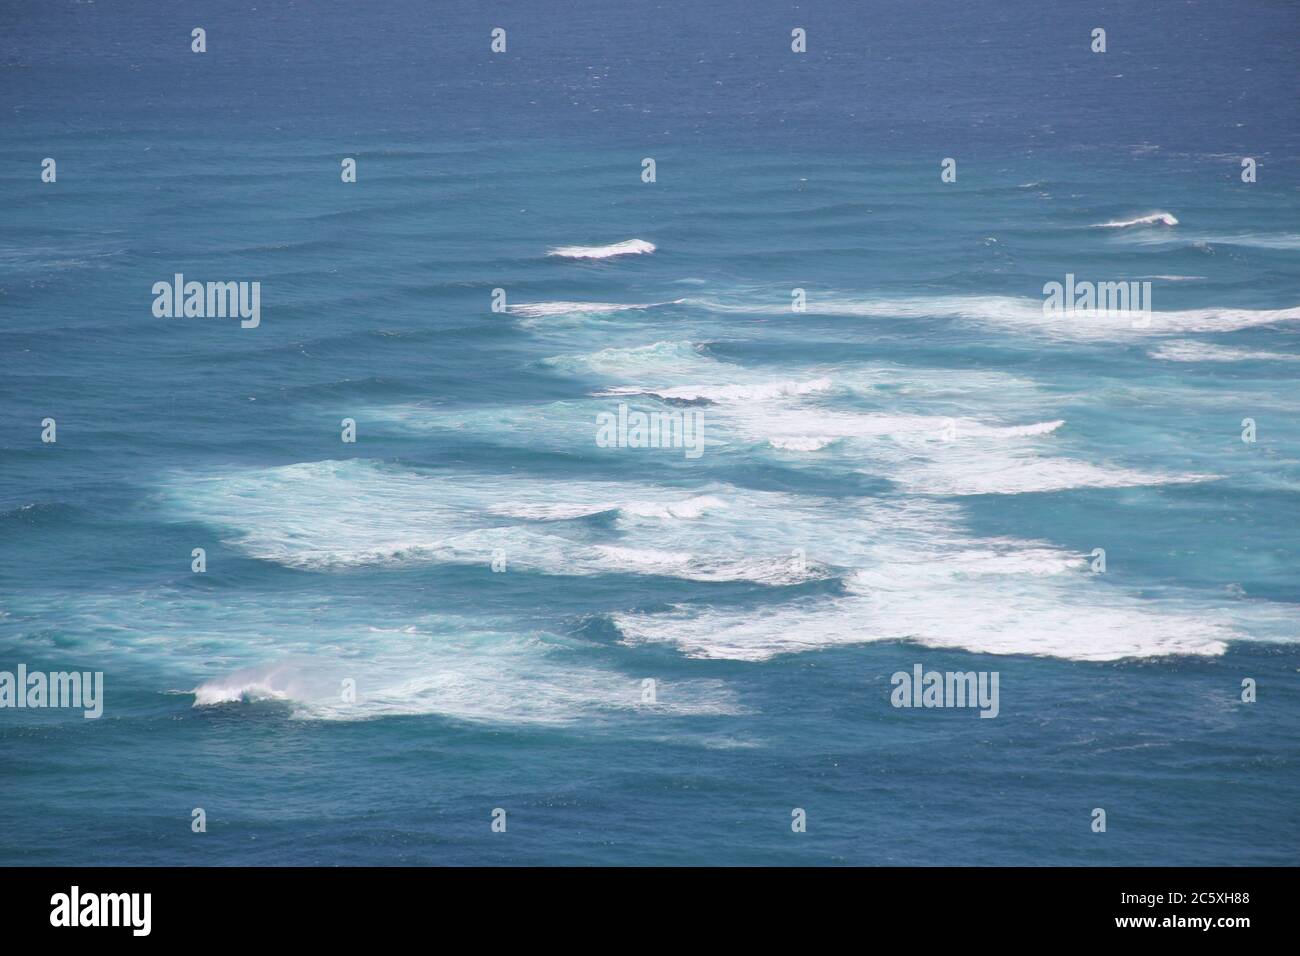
[1092,211,1179,228]
[547,238,656,259]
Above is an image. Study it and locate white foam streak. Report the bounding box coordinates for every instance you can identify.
[895,453,1216,496]
[1149,340,1300,363]
[1092,211,1179,228]
[547,238,656,259]
[511,299,678,318]
[613,546,1240,663]
[599,377,834,403]
[691,294,1300,339]
[164,462,828,583]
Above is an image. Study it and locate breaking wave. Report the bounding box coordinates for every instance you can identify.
[547,238,656,259]
[1092,211,1179,228]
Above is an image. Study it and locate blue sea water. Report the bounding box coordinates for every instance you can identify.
[1,0,1299,865]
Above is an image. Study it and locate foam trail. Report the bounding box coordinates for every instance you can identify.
[611,549,1256,663]
[190,658,739,723]
[491,493,728,521]
[689,294,1300,339]
[7,582,744,724]
[511,299,681,318]
[162,460,835,584]
[1149,340,1300,363]
[183,630,741,724]
[893,452,1217,496]
[598,377,835,403]
[429,341,1141,496]
[369,386,1199,498]
[542,340,718,379]
[1120,232,1300,250]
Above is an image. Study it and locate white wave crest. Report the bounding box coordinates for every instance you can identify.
[1093,211,1179,228]
[192,663,306,706]
[547,238,656,259]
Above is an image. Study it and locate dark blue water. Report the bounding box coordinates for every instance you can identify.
[2,0,1298,865]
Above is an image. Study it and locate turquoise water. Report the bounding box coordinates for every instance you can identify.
[1,0,1298,865]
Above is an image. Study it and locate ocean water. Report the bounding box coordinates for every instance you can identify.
[1,0,1298,865]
